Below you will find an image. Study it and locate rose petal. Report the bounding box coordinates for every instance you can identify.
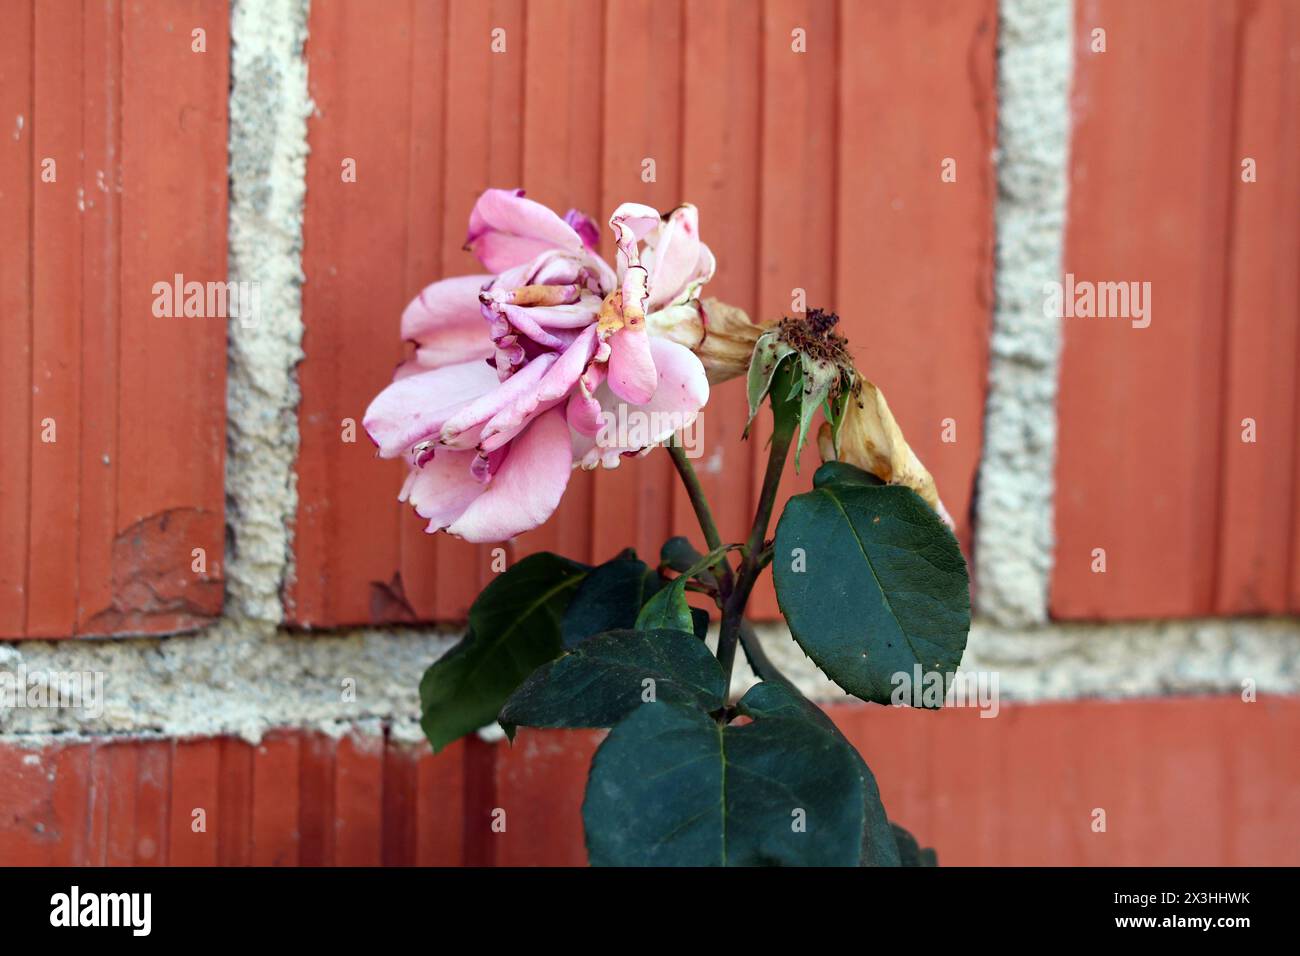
[575,338,709,468]
[507,298,603,330]
[404,450,486,532]
[606,323,658,405]
[466,188,586,272]
[607,202,660,273]
[644,205,701,310]
[363,360,500,458]
[566,361,607,437]
[564,208,601,252]
[489,303,568,350]
[645,302,705,349]
[479,325,599,451]
[400,275,494,370]
[447,408,574,542]
[439,351,559,448]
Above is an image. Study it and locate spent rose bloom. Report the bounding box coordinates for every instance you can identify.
[363,188,714,543]
[818,378,955,530]
[745,308,954,531]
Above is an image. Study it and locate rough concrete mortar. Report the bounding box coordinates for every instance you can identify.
[740,619,1300,705]
[974,0,1073,625]
[0,625,457,744]
[225,0,311,623]
[2,618,1298,744]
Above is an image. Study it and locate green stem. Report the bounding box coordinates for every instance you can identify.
[744,423,795,562]
[666,443,735,596]
[717,416,796,694]
[665,380,796,702]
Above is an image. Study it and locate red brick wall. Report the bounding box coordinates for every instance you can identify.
[3,696,1297,866]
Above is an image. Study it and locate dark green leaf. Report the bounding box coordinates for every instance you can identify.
[583,701,866,866]
[813,459,885,491]
[737,682,899,866]
[689,606,711,641]
[773,478,970,706]
[659,536,703,574]
[634,575,693,634]
[419,552,587,753]
[561,555,661,648]
[635,543,731,635]
[660,536,719,591]
[500,628,726,735]
[892,824,938,866]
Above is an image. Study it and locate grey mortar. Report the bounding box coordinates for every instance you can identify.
[974,0,1073,625]
[4,618,1298,745]
[225,0,310,624]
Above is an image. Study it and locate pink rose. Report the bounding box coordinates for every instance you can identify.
[363,189,713,543]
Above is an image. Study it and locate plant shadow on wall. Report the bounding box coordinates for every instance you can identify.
[363,190,970,866]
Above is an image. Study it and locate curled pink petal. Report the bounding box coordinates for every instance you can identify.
[404,449,486,531]
[446,409,574,542]
[566,361,607,437]
[620,264,649,322]
[363,360,499,458]
[564,209,601,252]
[504,298,603,330]
[608,202,660,273]
[466,188,586,272]
[439,351,558,447]
[486,302,568,350]
[479,325,599,450]
[644,204,702,310]
[470,447,507,483]
[606,322,658,405]
[576,339,709,469]
[400,273,491,343]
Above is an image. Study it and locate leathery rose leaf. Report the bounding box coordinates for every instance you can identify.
[660,535,702,572]
[773,470,970,706]
[499,628,726,735]
[892,823,938,867]
[582,701,866,866]
[561,554,663,649]
[812,459,885,491]
[689,607,710,641]
[659,536,704,574]
[635,543,732,634]
[419,552,588,752]
[660,536,720,593]
[633,576,693,634]
[737,681,899,866]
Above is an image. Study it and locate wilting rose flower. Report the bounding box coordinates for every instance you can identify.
[363,188,714,543]
[817,379,955,530]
